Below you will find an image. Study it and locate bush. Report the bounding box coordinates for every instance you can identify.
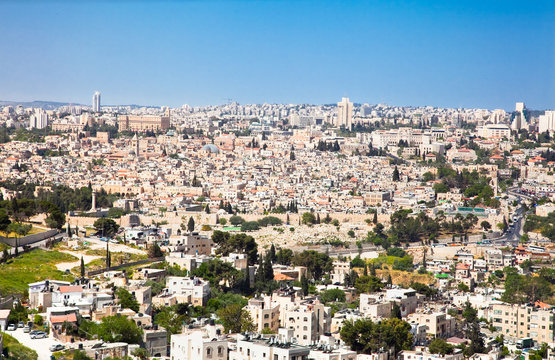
[258,216,282,227]
[229,215,246,226]
[241,221,260,232]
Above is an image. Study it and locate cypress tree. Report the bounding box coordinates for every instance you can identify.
[300,275,309,297]
[263,253,274,282]
[187,217,195,232]
[80,256,85,278]
[392,166,400,181]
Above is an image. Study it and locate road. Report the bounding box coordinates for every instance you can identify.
[8,327,64,360]
[492,192,528,246]
[56,251,102,272]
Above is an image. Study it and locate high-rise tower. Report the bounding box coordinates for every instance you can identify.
[92,91,101,112]
[337,97,353,130]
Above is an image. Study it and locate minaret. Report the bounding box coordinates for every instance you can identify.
[132,133,139,158]
[91,191,96,212]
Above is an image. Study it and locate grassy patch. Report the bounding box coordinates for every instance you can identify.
[71,251,148,274]
[0,249,76,296]
[1,331,38,359]
[376,268,436,288]
[0,225,46,237]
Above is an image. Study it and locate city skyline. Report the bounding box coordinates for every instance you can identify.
[0,1,554,110]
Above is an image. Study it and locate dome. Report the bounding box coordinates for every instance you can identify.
[201,144,220,154]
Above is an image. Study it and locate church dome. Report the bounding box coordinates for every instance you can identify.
[201,144,220,154]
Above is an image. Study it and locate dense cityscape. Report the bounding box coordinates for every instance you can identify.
[1,1,554,360]
[0,92,553,360]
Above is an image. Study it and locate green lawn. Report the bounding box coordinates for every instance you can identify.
[0,249,76,296]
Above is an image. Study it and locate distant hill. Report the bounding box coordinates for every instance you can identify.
[0,100,159,110]
[0,100,83,110]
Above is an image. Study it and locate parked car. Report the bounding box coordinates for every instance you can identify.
[49,344,65,352]
[18,321,25,328]
[29,330,40,336]
[6,324,16,331]
[31,331,47,339]
[23,326,31,333]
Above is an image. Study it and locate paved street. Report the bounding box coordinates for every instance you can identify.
[8,328,64,360]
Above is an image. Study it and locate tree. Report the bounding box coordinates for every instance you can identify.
[355,275,384,294]
[462,301,484,356]
[269,244,276,262]
[373,211,378,224]
[458,282,470,292]
[115,288,140,312]
[192,259,246,291]
[301,212,316,225]
[0,208,11,231]
[148,242,164,258]
[392,166,400,181]
[153,305,189,335]
[428,338,454,355]
[131,348,149,360]
[2,248,9,262]
[106,241,111,268]
[480,220,491,231]
[229,215,245,226]
[217,304,255,334]
[93,218,119,237]
[300,275,309,297]
[319,288,346,304]
[290,151,296,161]
[292,250,333,280]
[276,247,293,265]
[241,221,260,231]
[96,315,143,344]
[80,256,85,278]
[391,302,402,319]
[212,231,258,265]
[350,256,366,268]
[340,318,413,355]
[187,216,195,232]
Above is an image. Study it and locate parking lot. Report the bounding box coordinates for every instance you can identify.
[8,327,64,360]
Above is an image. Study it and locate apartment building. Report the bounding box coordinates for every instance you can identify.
[167,233,214,256]
[230,336,309,360]
[330,261,350,284]
[156,276,210,306]
[118,113,170,132]
[359,293,392,320]
[246,297,280,333]
[407,312,456,338]
[399,348,463,360]
[284,303,331,346]
[171,331,228,360]
[488,303,555,344]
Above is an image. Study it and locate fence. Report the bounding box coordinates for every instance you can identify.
[0,229,60,247]
[87,257,165,276]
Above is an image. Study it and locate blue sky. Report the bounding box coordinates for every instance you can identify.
[0,0,553,110]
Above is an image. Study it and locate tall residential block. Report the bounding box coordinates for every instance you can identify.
[92,91,101,112]
[337,97,353,130]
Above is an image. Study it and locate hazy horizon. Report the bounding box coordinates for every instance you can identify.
[1,0,554,110]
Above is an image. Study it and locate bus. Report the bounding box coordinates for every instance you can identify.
[516,338,533,349]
